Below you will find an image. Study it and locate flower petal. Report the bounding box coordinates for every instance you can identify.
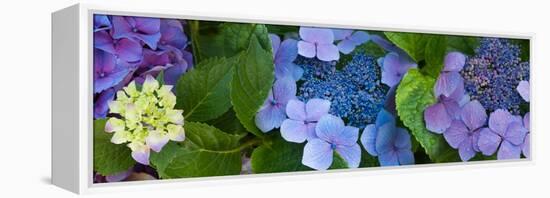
[516,80,530,102]
[332,29,353,40]
[333,126,360,146]
[336,39,356,54]
[302,139,333,170]
[306,123,318,140]
[522,133,530,158]
[315,114,345,142]
[115,38,143,63]
[273,78,297,104]
[280,119,308,143]
[394,127,412,150]
[255,104,286,133]
[105,169,132,183]
[460,100,487,130]
[349,31,370,45]
[424,102,452,134]
[128,143,150,165]
[275,39,298,65]
[497,140,522,160]
[360,124,378,156]
[375,122,397,154]
[316,44,340,61]
[444,120,469,149]
[269,34,281,56]
[166,124,185,141]
[523,112,530,131]
[376,109,396,128]
[434,72,464,98]
[504,121,528,145]
[489,109,513,136]
[145,130,169,152]
[285,99,306,121]
[378,151,399,166]
[380,53,402,87]
[105,117,125,133]
[299,27,334,44]
[443,52,466,72]
[335,144,361,168]
[297,41,316,58]
[94,89,115,118]
[305,98,331,121]
[477,128,502,156]
[397,149,415,165]
[458,138,476,161]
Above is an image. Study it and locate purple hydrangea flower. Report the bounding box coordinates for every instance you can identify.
[522,112,530,157]
[255,78,297,132]
[478,109,528,160]
[302,114,361,170]
[517,80,529,102]
[94,49,131,93]
[269,34,303,81]
[435,52,466,98]
[94,30,143,63]
[112,16,162,50]
[94,88,115,119]
[280,98,331,143]
[443,100,487,161]
[361,109,414,166]
[297,27,339,61]
[159,19,188,50]
[94,15,111,32]
[379,52,417,87]
[105,168,132,182]
[332,29,370,54]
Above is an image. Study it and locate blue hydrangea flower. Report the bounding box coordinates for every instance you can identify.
[93,49,131,93]
[297,53,388,128]
[302,114,361,170]
[255,78,297,132]
[379,52,417,87]
[360,109,414,166]
[517,80,529,102]
[522,112,530,157]
[94,30,143,63]
[94,15,111,32]
[332,29,370,54]
[435,52,466,98]
[478,109,528,160]
[111,16,162,50]
[461,38,530,114]
[297,27,339,61]
[280,98,331,143]
[94,88,115,118]
[443,100,487,161]
[158,19,187,50]
[270,34,303,81]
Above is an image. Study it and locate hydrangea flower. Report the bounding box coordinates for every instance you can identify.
[332,29,370,54]
[461,38,529,114]
[270,34,303,81]
[255,78,297,132]
[105,75,185,165]
[297,53,388,128]
[478,109,528,160]
[112,16,162,50]
[280,98,331,143]
[94,30,143,63]
[94,15,111,32]
[297,27,339,61]
[379,52,417,87]
[302,114,361,170]
[94,49,131,93]
[443,100,487,161]
[517,80,529,102]
[158,19,187,50]
[435,52,466,98]
[360,109,414,166]
[94,88,115,118]
[522,112,530,157]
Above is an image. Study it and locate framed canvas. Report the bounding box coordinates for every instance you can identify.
[52,3,533,194]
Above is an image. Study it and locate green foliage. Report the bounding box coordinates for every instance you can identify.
[384,32,429,62]
[250,135,312,173]
[395,69,460,163]
[175,57,234,122]
[93,119,135,175]
[447,36,479,56]
[206,108,248,135]
[230,36,275,137]
[423,35,447,77]
[151,122,244,179]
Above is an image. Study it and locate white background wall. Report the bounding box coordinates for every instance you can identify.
[0,0,548,197]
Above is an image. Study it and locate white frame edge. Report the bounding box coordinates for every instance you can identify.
[51,3,535,194]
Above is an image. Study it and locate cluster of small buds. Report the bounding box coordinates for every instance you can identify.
[461,38,530,114]
[296,53,388,128]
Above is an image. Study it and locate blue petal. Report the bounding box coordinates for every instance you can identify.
[302,139,333,170]
[335,144,361,168]
[397,149,415,165]
[360,124,378,156]
[378,151,399,166]
[375,122,397,154]
[315,114,345,143]
[375,109,395,128]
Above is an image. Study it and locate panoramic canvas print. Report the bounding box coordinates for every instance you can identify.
[92,14,531,183]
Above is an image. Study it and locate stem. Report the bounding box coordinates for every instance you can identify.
[189,20,201,63]
[236,137,263,151]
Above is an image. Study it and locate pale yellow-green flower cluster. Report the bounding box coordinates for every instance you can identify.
[105,75,185,165]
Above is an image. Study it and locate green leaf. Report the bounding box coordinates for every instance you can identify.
[422,35,447,77]
[266,24,299,35]
[384,32,429,61]
[230,36,275,137]
[175,57,234,122]
[205,108,248,135]
[395,69,460,162]
[156,70,165,86]
[510,39,530,62]
[153,122,244,178]
[250,135,312,173]
[222,23,272,57]
[93,119,135,175]
[329,153,348,170]
[447,36,479,56]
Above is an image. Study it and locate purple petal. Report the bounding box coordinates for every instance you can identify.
[460,100,487,130]
[111,16,133,39]
[497,140,522,160]
[94,48,117,76]
[273,78,297,104]
[94,67,130,94]
[522,133,530,158]
[131,148,150,165]
[478,128,502,156]
[504,121,528,145]
[269,34,281,55]
[163,60,188,85]
[378,151,399,166]
[360,124,378,156]
[134,17,161,34]
[255,103,286,133]
[94,31,116,54]
[333,126,359,146]
[285,99,306,121]
[275,39,298,65]
[442,99,461,120]
[315,114,345,142]
[381,53,403,87]
[489,109,513,136]
[424,102,452,134]
[349,31,370,45]
[394,128,412,150]
[299,27,334,44]
[332,29,353,40]
[159,19,187,49]
[337,39,356,54]
[458,138,476,161]
[397,149,415,165]
[306,123,318,140]
[316,44,340,61]
[105,169,132,182]
[305,98,331,121]
[94,89,115,119]
[516,80,529,102]
[94,15,112,32]
[370,34,401,53]
[335,144,361,168]
[523,112,530,131]
[136,33,162,50]
[115,38,143,63]
[302,138,333,170]
[443,52,466,72]
[280,119,308,143]
[146,132,169,152]
[443,120,468,149]
[434,72,464,98]
[375,122,397,154]
[297,41,316,58]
